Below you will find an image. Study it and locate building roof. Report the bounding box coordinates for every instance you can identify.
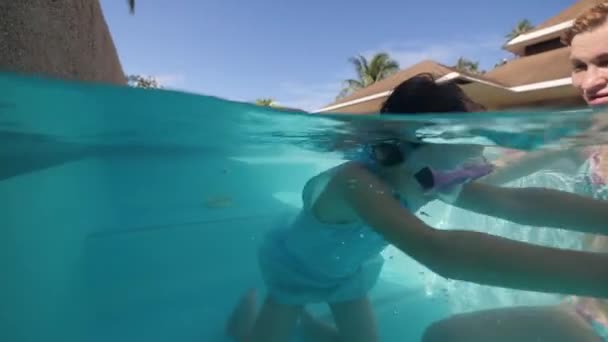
[504,0,605,55]
[316,60,456,113]
[460,81,581,110]
[329,60,455,106]
[533,0,604,31]
[316,48,574,114]
[483,47,572,86]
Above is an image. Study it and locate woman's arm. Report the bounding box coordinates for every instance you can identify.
[480,148,583,185]
[330,163,608,298]
[455,181,608,235]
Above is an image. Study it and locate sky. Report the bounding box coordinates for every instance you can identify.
[100,0,576,111]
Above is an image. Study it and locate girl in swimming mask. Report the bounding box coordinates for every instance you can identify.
[226,73,608,342]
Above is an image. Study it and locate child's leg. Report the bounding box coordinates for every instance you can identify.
[299,310,340,342]
[249,295,302,342]
[329,296,379,342]
[299,297,378,342]
[226,289,302,342]
[226,289,258,341]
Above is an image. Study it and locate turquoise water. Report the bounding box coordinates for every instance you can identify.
[1,73,607,341]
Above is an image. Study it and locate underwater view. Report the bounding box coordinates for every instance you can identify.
[1,72,608,342]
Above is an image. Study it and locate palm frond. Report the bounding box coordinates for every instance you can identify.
[338,52,400,98]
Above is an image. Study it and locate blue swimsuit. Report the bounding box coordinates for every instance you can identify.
[257,162,412,305]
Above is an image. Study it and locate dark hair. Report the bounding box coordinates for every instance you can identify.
[369,73,483,166]
[380,73,483,114]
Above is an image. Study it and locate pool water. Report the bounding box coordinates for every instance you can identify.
[1,73,607,341]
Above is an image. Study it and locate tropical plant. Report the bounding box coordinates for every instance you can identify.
[337,53,399,99]
[128,0,135,14]
[126,74,161,89]
[454,57,483,74]
[506,19,535,41]
[255,98,276,106]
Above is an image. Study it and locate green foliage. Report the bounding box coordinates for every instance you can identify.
[337,53,400,99]
[128,0,135,14]
[506,19,535,41]
[454,57,484,74]
[255,98,276,106]
[126,74,161,89]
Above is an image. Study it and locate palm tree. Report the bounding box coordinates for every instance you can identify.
[128,0,135,14]
[126,74,161,88]
[454,57,482,74]
[506,19,535,41]
[337,53,399,99]
[255,98,276,106]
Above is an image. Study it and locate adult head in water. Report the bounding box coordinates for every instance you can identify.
[226,71,608,342]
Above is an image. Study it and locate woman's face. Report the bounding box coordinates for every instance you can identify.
[570,20,608,107]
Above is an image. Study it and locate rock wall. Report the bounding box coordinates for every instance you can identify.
[0,0,126,85]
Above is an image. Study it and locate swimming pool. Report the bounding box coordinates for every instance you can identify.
[0,73,604,341]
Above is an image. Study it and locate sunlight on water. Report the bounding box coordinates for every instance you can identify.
[1,73,608,341]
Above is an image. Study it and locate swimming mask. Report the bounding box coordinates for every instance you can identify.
[364,139,423,167]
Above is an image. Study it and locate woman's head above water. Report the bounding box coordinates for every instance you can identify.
[563,2,608,107]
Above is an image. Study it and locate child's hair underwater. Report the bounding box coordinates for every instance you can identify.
[368,73,486,167]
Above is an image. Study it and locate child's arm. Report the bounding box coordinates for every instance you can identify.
[331,163,608,298]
